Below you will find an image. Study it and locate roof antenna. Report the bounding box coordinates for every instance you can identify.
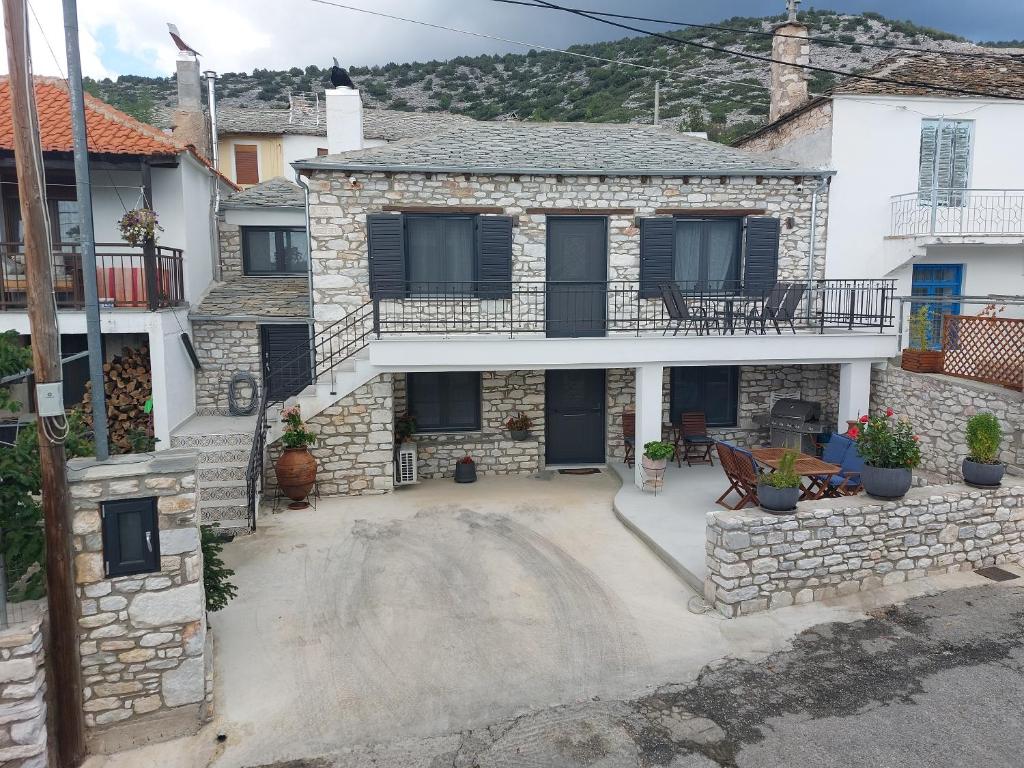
[786,0,800,23]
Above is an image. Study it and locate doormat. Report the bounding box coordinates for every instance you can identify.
[975,566,1020,582]
[558,468,601,475]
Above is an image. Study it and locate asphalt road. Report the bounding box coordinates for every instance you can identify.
[252,582,1024,768]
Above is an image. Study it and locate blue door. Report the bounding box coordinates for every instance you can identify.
[911,264,962,349]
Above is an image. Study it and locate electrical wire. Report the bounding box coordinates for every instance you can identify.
[493,0,1023,59]
[511,0,1024,102]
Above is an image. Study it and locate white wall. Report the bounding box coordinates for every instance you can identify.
[825,96,1024,292]
[148,308,197,444]
[282,134,327,171]
[223,208,305,227]
[178,155,218,306]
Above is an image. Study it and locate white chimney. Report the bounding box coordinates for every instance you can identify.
[769,3,811,122]
[326,87,363,154]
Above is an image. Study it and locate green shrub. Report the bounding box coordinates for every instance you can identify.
[965,413,1002,464]
[202,525,238,612]
[643,441,675,461]
[908,306,931,350]
[760,450,801,489]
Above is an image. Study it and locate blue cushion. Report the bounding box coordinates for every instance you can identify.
[821,434,852,465]
[841,445,866,475]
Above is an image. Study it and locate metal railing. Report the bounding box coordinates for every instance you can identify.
[890,189,1024,237]
[244,387,269,532]
[370,279,896,338]
[0,241,185,310]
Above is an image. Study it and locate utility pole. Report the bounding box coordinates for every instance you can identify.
[654,81,660,126]
[2,1,87,765]
[62,0,109,461]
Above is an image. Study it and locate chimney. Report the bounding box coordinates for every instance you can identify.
[171,52,212,158]
[769,0,811,122]
[325,86,363,154]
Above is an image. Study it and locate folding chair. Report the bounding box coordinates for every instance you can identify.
[680,411,714,466]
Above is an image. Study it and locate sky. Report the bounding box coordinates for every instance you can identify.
[4,0,1024,81]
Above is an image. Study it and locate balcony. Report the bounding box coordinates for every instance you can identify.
[0,242,185,311]
[890,189,1024,237]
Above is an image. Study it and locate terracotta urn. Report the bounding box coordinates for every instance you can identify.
[276,447,317,508]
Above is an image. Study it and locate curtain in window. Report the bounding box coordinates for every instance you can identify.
[918,119,972,207]
[406,215,475,293]
[705,220,740,290]
[672,219,701,287]
[672,218,741,291]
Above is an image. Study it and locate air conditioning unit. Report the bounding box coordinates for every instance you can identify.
[394,442,418,485]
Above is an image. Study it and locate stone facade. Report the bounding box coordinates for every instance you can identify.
[705,482,1024,618]
[769,22,811,122]
[218,220,243,279]
[0,614,47,768]
[871,365,1024,480]
[737,101,833,156]
[68,450,210,753]
[192,319,261,414]
[393,370,544,479]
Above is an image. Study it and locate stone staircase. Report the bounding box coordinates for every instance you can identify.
[170,414,257,531]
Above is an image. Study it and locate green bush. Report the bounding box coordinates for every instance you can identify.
[201,526,238,612]
[908,306,931,350]
[643,441,675,461]
[965,413,1002,464]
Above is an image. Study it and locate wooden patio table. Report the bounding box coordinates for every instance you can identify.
[751,447,841,501]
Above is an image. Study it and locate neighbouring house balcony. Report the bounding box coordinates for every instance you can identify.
[890,189,1024,238]
[0,242,185,311]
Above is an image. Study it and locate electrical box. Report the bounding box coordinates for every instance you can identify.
[35,382,64,417]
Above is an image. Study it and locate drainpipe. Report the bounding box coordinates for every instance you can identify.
[204,70,221,282]
[807,176,829,321]
[295,171,317,382]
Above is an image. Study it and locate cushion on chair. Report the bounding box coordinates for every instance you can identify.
[821,434,852,465]
[684,435,714,444]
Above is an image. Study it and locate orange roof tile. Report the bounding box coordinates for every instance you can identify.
[0,75,183,156]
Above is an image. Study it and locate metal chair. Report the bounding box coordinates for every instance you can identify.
[768,282,807,334]
[746,283,790,335]
[660,283,711,336]
[680,411,714,466]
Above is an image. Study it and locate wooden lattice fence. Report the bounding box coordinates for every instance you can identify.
[941,314,1024,391]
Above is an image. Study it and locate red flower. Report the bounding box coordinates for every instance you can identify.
[912,435,920,441]
[859,415,869,423]
[885,407,894,417]
[848,426,859,439]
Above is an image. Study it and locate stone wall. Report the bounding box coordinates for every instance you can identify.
[737,101,832,156]
[0,613,47,768]
[393,370,544,479]
[192,320,261,414]
[68,450,210,753]
[769,22,811,122]
[871,364,1024,480]
[705,482,1024,618]
[218,220,242,279]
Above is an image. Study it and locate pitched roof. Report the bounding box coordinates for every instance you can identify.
[222,176,304,209]
[834,51,1024,99]
[194,277,309,319]
[216,104,472,140]
[0,76,183,156]
[293,121,821,177]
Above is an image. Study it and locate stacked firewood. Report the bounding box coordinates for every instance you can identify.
[81,345,153,453]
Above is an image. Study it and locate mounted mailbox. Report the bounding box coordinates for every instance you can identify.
[101,497,160,577]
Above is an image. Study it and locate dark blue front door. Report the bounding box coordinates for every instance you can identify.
[545,369,605,465]
[911,264,962,349]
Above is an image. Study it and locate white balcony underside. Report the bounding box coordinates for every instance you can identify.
[367,329,899,372]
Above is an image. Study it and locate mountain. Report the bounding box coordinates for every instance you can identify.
[84,9,1013,144]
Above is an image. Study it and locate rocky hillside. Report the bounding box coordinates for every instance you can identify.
[85,8,1010,144]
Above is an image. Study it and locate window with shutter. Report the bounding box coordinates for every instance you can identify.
[638,217,675,298]
[672,218,742,291]
[101,497,160,577]
[406,214,476,293]
[742,216,781,294]
[407,372,481,432]
[918,119,972,207]
[234,144,259,185]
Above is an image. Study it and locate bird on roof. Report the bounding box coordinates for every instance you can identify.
[167,23,200,56]
[330,58,355,89]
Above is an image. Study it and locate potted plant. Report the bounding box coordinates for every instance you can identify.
[901,306,944,373]
[395,412,416,443]
[642,440,675,473]
[454,454,477,483]
[117,208,163,247]
[505,412,533,441]
[275,405,318,509]
[963,412,1005,487]
[757,450,802,513]
[850,408,921,500]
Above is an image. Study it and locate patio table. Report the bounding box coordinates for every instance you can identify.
[751,447,841,500]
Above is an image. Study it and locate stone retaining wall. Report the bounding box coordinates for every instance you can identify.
[705,482,1024,618]
[871,364,1024,480]
[68,450,210,753]
[0,613,47,768]
[192,319,261,414]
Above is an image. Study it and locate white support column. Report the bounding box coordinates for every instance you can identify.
[634,364,664,488]
[837,361,872,433]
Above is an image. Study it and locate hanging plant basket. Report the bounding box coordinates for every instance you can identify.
[118,208,163,247]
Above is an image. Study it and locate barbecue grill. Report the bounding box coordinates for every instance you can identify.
[769,398,824,454]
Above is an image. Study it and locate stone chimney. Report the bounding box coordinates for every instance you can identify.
[326,86,364,154]
[171,52,212,158]
[769,1,811,122]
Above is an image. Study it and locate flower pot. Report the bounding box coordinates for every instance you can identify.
[861,465,913,499]
[901,349,944,374]
[962,458,1005,488]
[757,483,801,513]
[510,429,530,441]
[454,460,477,483]
[275,447,317,508]
[641,455,668,472]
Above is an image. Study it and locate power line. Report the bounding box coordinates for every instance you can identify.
[493,0,1021,59]
[511,0,1024,102]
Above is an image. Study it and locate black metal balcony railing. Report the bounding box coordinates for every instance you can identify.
[370,279,896,338]
[0,242,185,311]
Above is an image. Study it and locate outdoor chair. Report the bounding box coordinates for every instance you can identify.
[817,434,865,496]
[768,282,807,334]
[660,283,712,336]
[680,411,715,466]
[715,442,759,510]
[746,283,790,334]
[622,409,636,467]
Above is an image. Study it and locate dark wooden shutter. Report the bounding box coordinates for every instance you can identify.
[639,217,675,299]
[101,498,160,577]
[476,215,513,299]
[742,216,781,293]
[367,213,406,298]
[234,144,259,185]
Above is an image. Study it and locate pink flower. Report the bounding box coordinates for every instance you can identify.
[912,435,920,441]
[885,407,894,417]
[848,426,859,439]
[859,415,869,423]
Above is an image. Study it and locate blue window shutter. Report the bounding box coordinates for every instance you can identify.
[639,217,675,299]
[367,213,405,298]
[742,216,780,293]
[477,216,513,299]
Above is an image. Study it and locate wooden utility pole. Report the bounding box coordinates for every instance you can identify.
[2,0,87,764]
